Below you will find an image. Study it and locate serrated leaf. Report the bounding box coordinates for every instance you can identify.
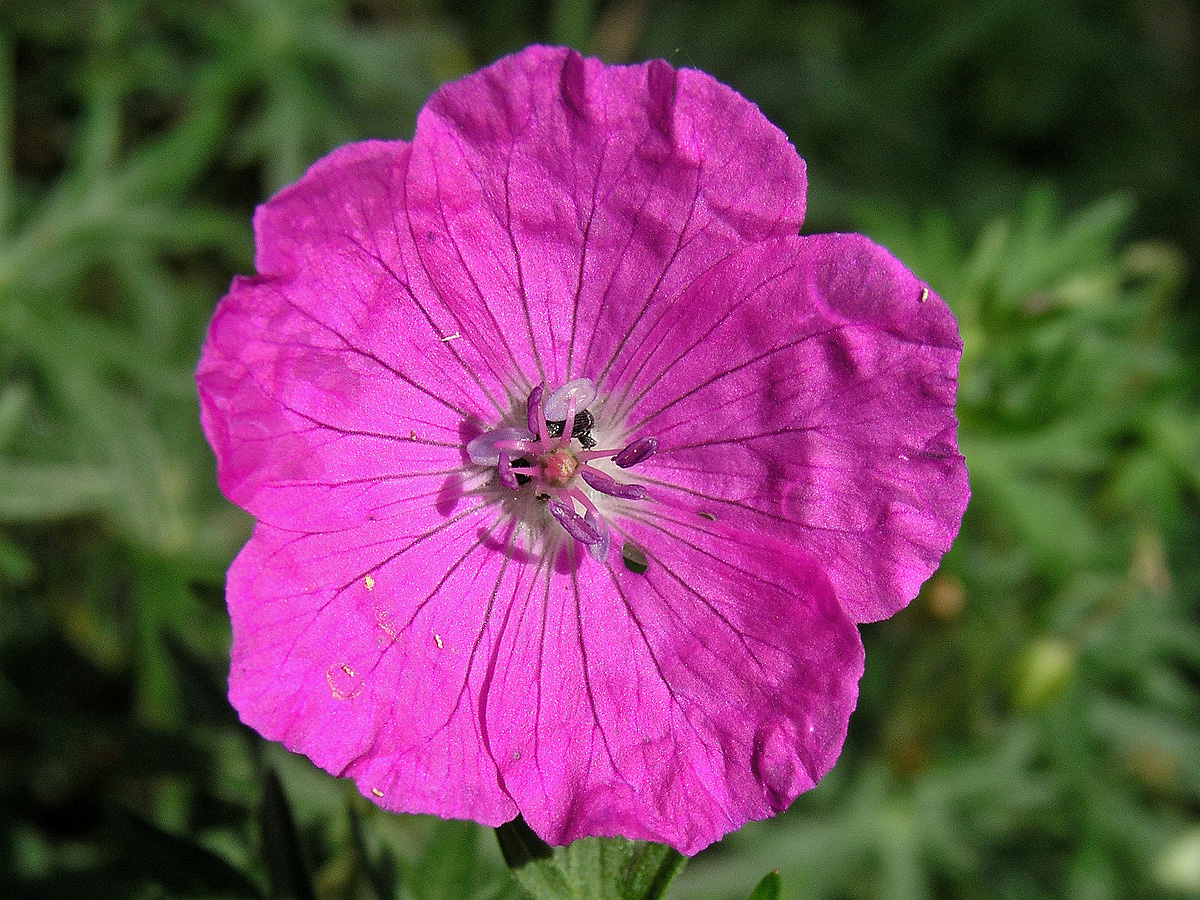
[495,820,685,900]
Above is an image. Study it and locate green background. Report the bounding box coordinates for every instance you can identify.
[2,2,1198,898]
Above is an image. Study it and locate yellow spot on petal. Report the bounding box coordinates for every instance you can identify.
[326,662,363,700]
[364,574,375,591]
[375,607,398,638]
[918,286,930,303]
[434,633,443,649]
[371,787,384,797]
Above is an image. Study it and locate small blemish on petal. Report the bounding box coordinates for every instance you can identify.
[371,787,384,797]
[441,331,460,342]
[364,574,375,591]
[326,662,364,700]
[621,542,648,574]
[375,607,398,638]
[918,286,930,303]
[434,633,444,649]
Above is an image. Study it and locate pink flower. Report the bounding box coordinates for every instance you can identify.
[196,46,968,854]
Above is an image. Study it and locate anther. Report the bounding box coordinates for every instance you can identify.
[526,384,544,435]
[613,437,658,469]
[497,454,520,490]
[580,468,648,500]
[547,499,602,544]
[467,427,530,466]
[467,377,657,559]
[543,378,597,420]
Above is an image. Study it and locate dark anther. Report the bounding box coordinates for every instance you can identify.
[511,457,533,486]
[545,409,595,446]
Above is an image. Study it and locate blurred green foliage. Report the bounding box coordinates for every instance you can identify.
[1,2,1197,899]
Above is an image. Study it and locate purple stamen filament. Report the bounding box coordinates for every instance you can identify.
[468,380,658,555]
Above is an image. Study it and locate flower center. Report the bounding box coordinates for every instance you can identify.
[465,378,658,561]
[542,448,577,486]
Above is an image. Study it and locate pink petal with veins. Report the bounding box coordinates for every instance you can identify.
[197,44,964,854]
[612,233,968,622]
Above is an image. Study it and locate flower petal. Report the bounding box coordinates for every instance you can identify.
[224,505,860,855]
[225,513,522,827]
[196,141,519,525]
[483,517,862,854]
[405,45,807,389]
[197,47,953,854]
[608,233,969,622]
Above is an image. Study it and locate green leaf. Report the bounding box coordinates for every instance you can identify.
[259,768,316,900]
[746,870,782,900]
[0,531,35,583]
[616,841,686,900]
[160,627,241,728]
[496,818,573,900]
[410,818,487,900]
[495,820,686,900]
[111,805,263,898]
[0,461,116,521]
[347,801,399,900]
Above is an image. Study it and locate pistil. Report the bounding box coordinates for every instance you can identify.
[466,378,659,558]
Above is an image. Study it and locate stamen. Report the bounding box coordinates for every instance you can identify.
[580,468,648,501]
[493,438,538,456]
[613,437,658,468]
[467,377,656,558]
[547,409,595,444]
[547,499,602,544]
[556,395,579,450]
[583,507,608,562]
[468,427,531,466]
[497,454,519,490]
[571,488,610,561]
[543,378,597,420]
[526,384,544,436]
